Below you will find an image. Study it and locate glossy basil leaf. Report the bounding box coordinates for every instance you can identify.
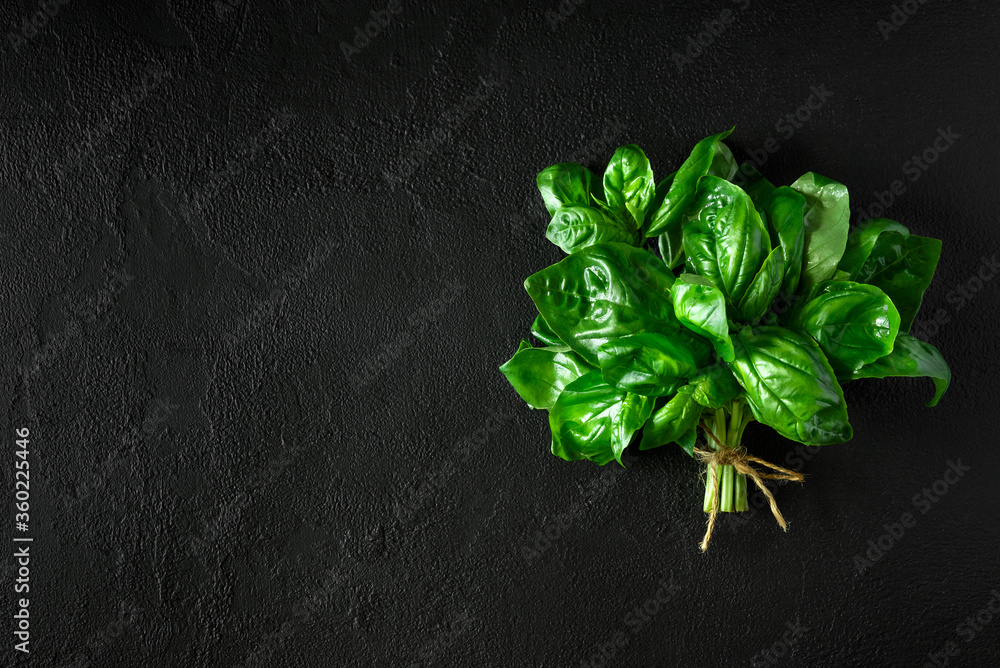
[646,173,685,269]
[729,326,852,445]
[499,340,593,409]
[638,386,703,451]
[537,163,597,216]
[671,274,734,362]
[675,423,699,457]
[737,247,785,324]
[847,333,950,407]
[734,163,776,208]
[682,176,770,305]
[524,243,678,366]
[687,363,742,409]
[603,145,655,232]
[791,172,850,291]
[545,205,636,254]
[549,371,653,465]
[762,186,806,299]
[787,281,901,377]
[597,332,709,397]
[530,314,563,346]
[644,128,734,238]
[838,218,910,277]
[707,141,738,180]
[850,231,942,332]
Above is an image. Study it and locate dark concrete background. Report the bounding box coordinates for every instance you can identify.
[2,0,999,666]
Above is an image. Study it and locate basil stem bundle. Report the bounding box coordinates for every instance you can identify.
[501,129,951,550]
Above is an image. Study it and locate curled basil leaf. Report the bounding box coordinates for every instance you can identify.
[671,274,734,362]
[536,162,597,216]
[530,313,563,346]
[638,386,702,452]
[847,332,950,407]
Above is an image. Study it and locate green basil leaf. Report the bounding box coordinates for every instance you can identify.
[549,371,653,465]
[737,247,785,324]
[530,314,563,346]
[847,333,950,407]
[837,218,911,277]
[763,186,806,299]
[597,332,709,397]
[733,163,776,208]
[682,176,769,305]
[638,386,703,452]
[499,341,594,409]
[849,231,942,332]
[671,274,734,362]
[603,144,655,232]
[729,326,852,445]
[524,243,678,366]
[645,173,685,270]
[644,128,734,238]
[707,141,738,180]
[791,172,850,291]
[545,205,636,254]
[687,363,742,409]
[788,281,901,377]
[537,162,598,216]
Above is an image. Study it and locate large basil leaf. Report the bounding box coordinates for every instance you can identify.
[638,386,703,452]
[545,205,636,254]
[847,333,950,407]
[670,274,734,362]
[729,326,852,445]
[791,172,850,291]
[682,176,769,305]
[849,231,941,332]
[788,281,901,377]
[687,363,742,409]
[549,371,653,465]
[537,162,597,216]
[838,218,910,277]
[499,340,593,410]
[737,247,785,324]
[603,145,655,232]
[763,186,806,299]
[524,243,678,366]
[597,332,709,397]
[530,313,563,346]
[644,128,734,238]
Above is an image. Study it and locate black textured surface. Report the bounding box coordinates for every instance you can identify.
[3,1,1000,666]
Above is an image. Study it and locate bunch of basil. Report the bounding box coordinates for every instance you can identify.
[501,129,950,518]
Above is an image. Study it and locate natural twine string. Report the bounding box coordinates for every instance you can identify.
[694,424,805,552]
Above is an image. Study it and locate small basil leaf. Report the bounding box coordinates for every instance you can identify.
[791,172,850,291]
[644,128,734,238]
[687,363,742,409]
[638,386,702,452]
[524,243,678,366]
[729,326,852,445]
[846,333,950,407]
[671,274,734,362]
[737,247,785,324]
[499,341,593,409]
[530,314,563,346]
[707,141,738,180]
[788,281,901,377]
[646,173,685,270]
[603,145,656,232]
[536,163,598,216]
[838,218,911,277]
[763,186,806,300]
[597,332,709,397]
[549,371,653,465]
[545,205,636,254]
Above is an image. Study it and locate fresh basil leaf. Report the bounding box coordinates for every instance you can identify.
[737,247,785,325]
[762,186,806,300]
[687,363,742,409]
[838,218,910,277]
[549,371,653,465]
[707,141,738,180]
[791,172,850,291]
[603,145,656,232]
[850,231,942,332]
[734,163,776,208]
[682,176,770,305]
[545,205,636,254]
[500,341,593,410]
[671,274,734,362]
[597,332,710,397]
[537,162,598,216]
[638,386,703,452]
[530,314,563,346]
[645,173,685,270]
[644,128,734,238]
[524,243,678,366]
[787,281,901,377]
[729,326,852,445]
[847,333,950,407]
